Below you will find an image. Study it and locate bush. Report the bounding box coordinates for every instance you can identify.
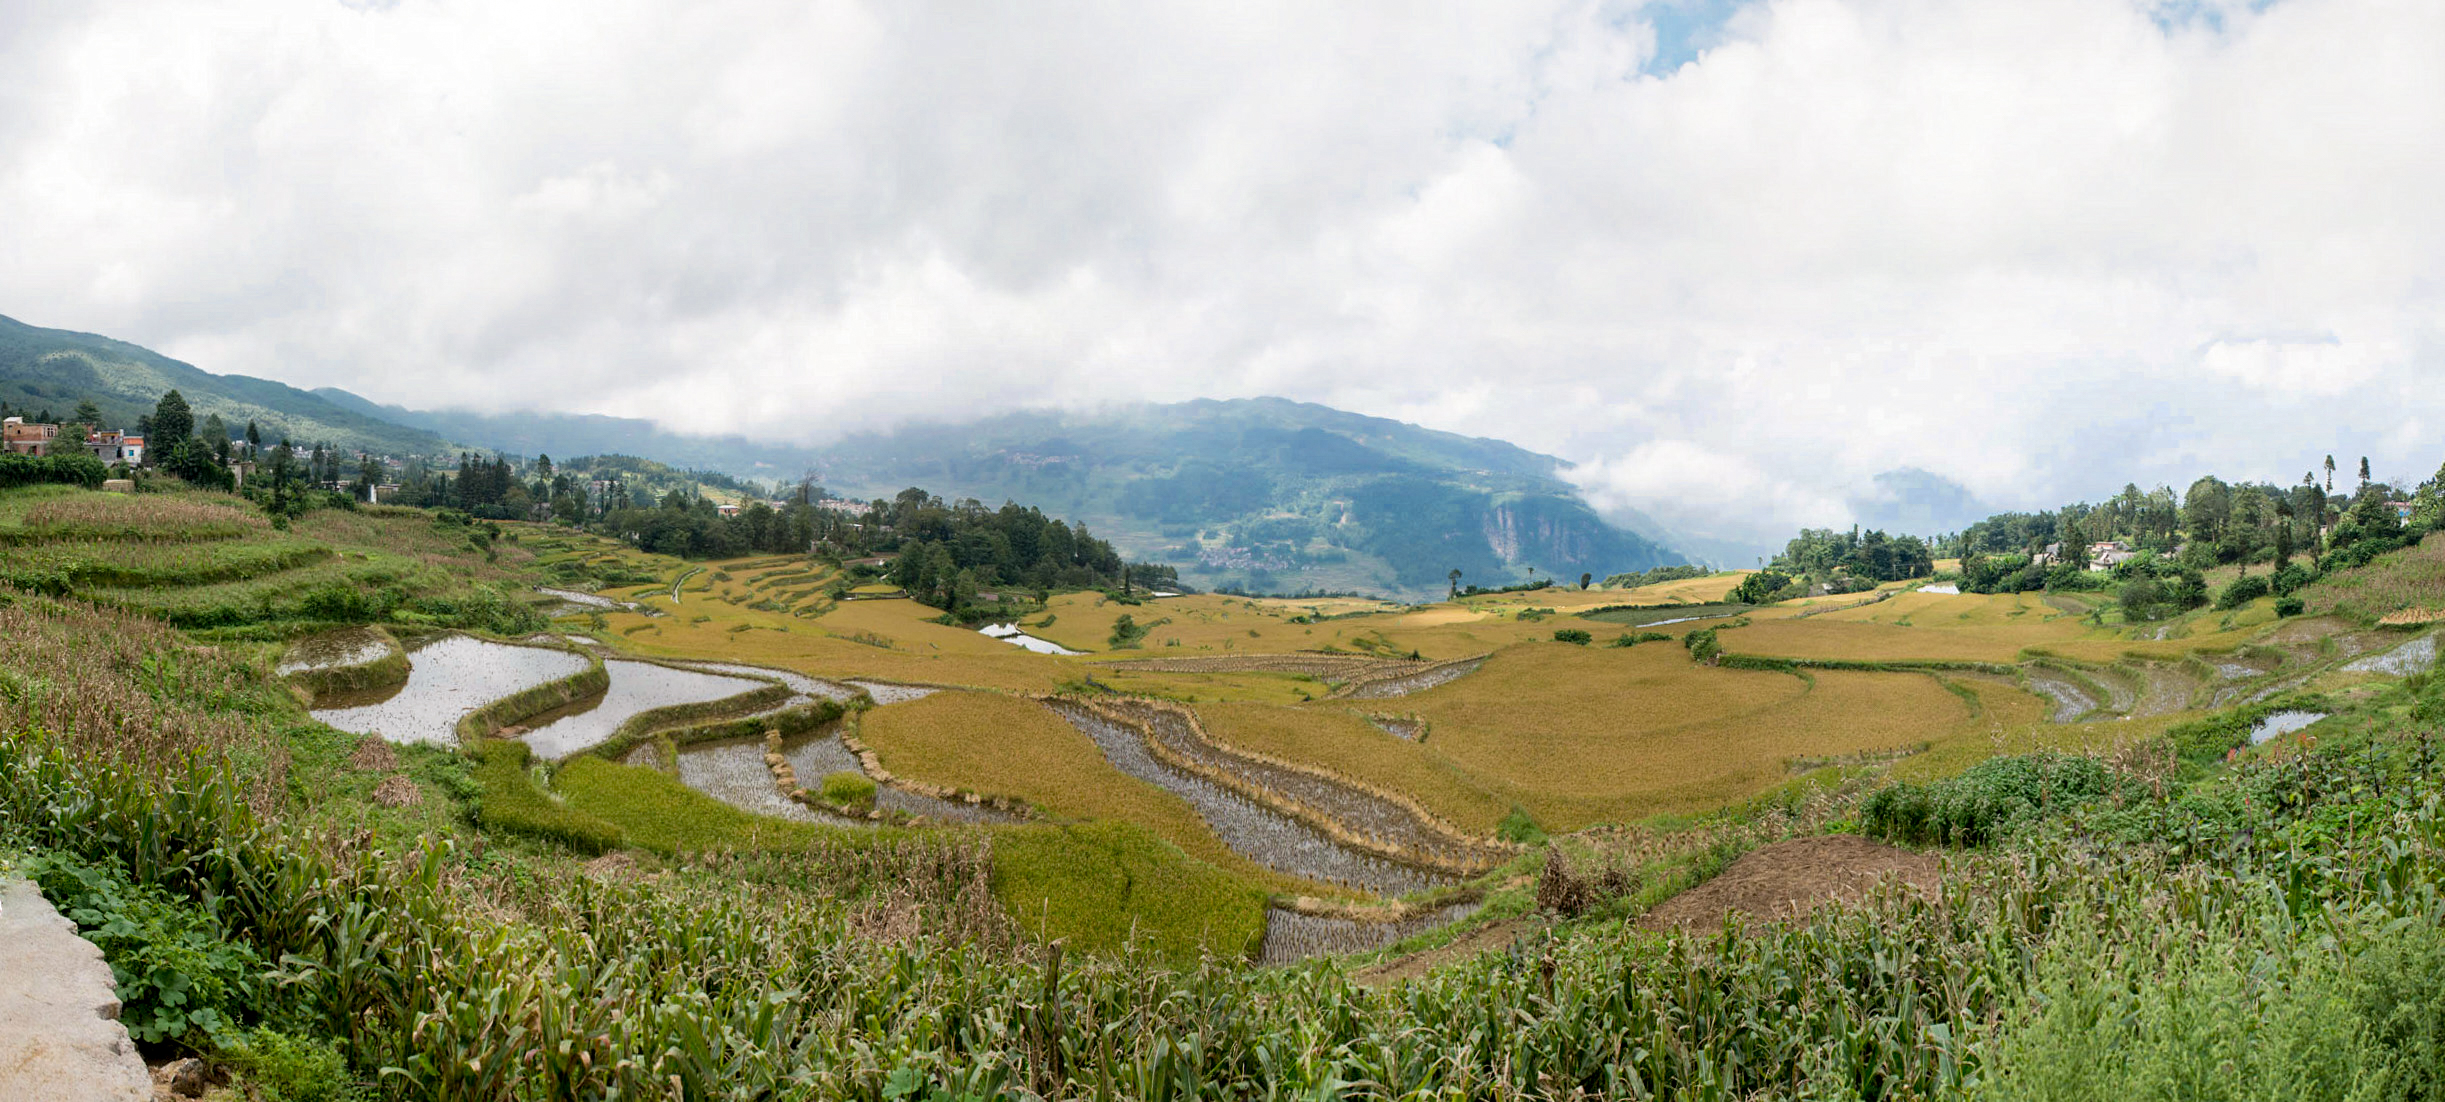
[1861,753,2112,846]
[2216,573,2271,610]
[820,770,877,812]
[0,451,108,490]
[221,1028,361,1102]
[1608,631,1671,648]
[1552,628,1592,645]
[1684,626,1722,664]
[22,852,262,1047]
[2277,595,2306,617]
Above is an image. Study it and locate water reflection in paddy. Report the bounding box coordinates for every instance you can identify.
[674,737,840,824]
[278,626,393,675]
[310,635,590,746]
[519,661,770,759]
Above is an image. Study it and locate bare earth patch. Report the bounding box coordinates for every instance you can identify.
[1353,916,1544,988]
[1638,835,1939,933]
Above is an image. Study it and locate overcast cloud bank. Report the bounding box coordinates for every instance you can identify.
[3,0,2439,550]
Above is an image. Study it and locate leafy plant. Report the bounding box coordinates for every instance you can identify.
[23,852,261,1047]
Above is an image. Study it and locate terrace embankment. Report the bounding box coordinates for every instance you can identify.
[1069,698,1512,876]
[1043,699,1446,897]
[1328,655,1488,699]
[1098,653,1433,680]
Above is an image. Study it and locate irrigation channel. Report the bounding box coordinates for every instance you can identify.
[311,634,591,745]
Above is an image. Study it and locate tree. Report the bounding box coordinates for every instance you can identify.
[1448,568,1462,599]
[536,454,553,479]
[2324,455,2336,493]
[2359,456,2372,491]
[72,399,102,427]
[152,390,193,447]
[1579,572,1593,590]
[245,421,262,455]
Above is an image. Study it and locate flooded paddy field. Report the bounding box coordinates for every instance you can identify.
[519,660,772,759]
[673,736,842,824]
[277,625,394,675]
[311,634,591,746]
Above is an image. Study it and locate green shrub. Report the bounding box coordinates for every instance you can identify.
[1551,628,1592,645]
[1861,752,2112,846]
[468,740,623,854]
[821,771,878,811]
[2216,573,2271,610]
[221,1028,362,1102]
[1608,631,1671,648]
[2276,595,2306,617]
[1496,805,1547,845]
[23,852,261,1046]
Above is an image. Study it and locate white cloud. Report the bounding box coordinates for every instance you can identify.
[1,0,2441,552]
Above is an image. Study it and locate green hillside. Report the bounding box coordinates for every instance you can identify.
[0,314,456,455]
[805,398,1684,599]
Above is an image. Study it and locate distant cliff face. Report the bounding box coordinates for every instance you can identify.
[1481,495,1652,579]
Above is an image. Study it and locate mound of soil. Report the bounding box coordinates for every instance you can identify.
[1638,835,1939,933]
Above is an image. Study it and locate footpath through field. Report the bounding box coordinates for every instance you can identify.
[0,876,151,1101]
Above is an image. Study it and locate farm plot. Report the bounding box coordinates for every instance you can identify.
[857,693,1299,880]
[1395,644,1975,830]
[1260,901,1481,965]
[2303,532,2445,621]
[1332,656,1485,699]
[1044,699,1445,897]
[673,736,839,824]
[516,660,773,759]
[1089,699,1505,872]
[311,633,592,745]
[1194,702,1510,835]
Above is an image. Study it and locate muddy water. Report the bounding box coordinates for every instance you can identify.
[682,662,862,702]
[980,623,1085,656]
[278,626,394,674]
[2250,710,2329,745]
[674,737,841,823]
[1046,700,1447,897]
[2022,668,2100,723]
[1261,902,1481,965]
[773,728,1017,823]
[852,680,938,705]
[2343,635,2438,676]
[518,661,771,759]
[1367,716,1425,741]
[311,635,591,746]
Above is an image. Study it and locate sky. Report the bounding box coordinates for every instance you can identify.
[3,0,2441,553]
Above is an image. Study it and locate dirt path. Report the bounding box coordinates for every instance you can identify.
[0,877,151,1101]
[1638,835,1939,933]
[1352,916,1543,988]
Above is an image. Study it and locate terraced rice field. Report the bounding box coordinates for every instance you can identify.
[1259,901,1482,965]
[311,634,591,745]
[1195,703,1509,834]
[517,660,771,759]
[674,737,837,823]
[1045,699,1447,897]
[1392,644,1974,829]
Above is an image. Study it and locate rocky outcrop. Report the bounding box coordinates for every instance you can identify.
[0,877,151,1102]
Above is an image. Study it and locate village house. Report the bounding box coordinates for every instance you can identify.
[3,416,60,456]
[2088,540,2138,571]
[85,430,144,465]
[2390,501,2415,522]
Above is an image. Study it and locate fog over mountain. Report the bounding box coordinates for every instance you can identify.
[4,0,2441,550]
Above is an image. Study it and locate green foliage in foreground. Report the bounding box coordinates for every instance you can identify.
[19,850,262,1047]
[994,821,1267,961]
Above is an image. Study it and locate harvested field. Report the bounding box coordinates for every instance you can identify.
[1095,653,1423,679]
[1397,645,1972,830]
[1260,901,1481,965]
[859,693,1306,889]
[1196,702,1508,835]
[1094,699,1506,871]
[1333,656,1485,699]
[1046,699,1445,897]
[1637,835,1941,933]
